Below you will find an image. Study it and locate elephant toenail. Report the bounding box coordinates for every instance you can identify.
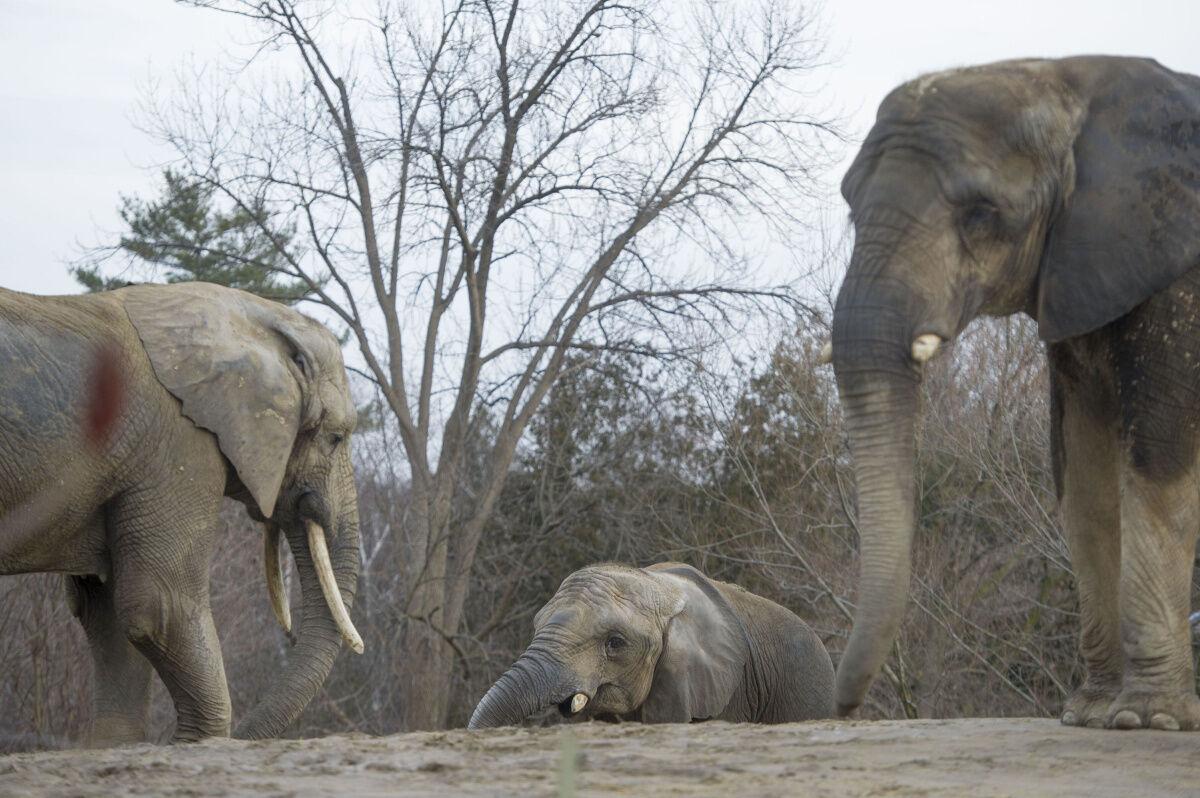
[1060,711,1077,726]
[1111,710,1142,730]
[1149,713,1180,731]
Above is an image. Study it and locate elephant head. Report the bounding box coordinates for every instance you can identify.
[830,56,1200,715]
[119,282,362,738]
[468,563,750,728]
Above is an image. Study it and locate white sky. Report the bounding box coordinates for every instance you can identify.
[1,0,1197,296]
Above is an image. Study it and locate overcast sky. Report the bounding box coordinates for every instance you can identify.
[1,0,1196,296]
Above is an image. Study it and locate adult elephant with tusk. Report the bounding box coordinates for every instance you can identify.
[468,563,834,729]
[0,282,363,744]
[828,56,1200,731]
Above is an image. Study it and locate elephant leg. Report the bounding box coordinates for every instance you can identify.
[1105,467,1200,731]
[108,489,231,742]
[112,556,231,742]
[66,574,154,746]
[1050,349,1124,728]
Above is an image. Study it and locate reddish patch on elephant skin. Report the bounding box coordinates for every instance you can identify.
[84,346,125,449]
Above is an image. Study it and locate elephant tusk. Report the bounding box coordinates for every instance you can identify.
[817,340,833,365]
[264,523,292,635]
[911,334,941,364]
[570,693,588,714]
[306,520,364,654]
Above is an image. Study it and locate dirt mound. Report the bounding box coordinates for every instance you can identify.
[1,718,1196,797]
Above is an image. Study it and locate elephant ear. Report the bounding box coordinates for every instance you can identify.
[1037,58,1200,343]
[640,563,750,722]
[119,283,307,517]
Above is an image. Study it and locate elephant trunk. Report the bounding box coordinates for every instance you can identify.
[830,271,924,716]
[468,652,573,729]
[235,454,362,739]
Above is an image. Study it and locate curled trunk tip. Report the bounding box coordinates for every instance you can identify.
[469,656,567,730]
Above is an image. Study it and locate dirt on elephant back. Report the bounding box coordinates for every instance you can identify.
[1,718,1197,797]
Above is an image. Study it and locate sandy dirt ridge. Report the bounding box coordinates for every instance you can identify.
[1,718,1197,797]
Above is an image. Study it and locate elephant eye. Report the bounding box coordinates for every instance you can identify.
[292,352,309,375]
[329,433,345,447]
[960,200,998,233]
[605,635,627,655]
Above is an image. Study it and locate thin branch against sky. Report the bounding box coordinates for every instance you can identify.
[2,0,1195,295]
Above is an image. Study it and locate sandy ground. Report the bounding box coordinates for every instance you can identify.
[1,718,1198,797]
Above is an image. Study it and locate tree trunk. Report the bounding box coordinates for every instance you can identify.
[397,488,454,731]
[398,622,454,730]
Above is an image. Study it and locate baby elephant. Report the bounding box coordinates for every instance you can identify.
[469,562,834,727]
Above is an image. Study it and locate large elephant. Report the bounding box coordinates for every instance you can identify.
[468,563,834,728]
[0,281,363,744]
[827,56,1200,731]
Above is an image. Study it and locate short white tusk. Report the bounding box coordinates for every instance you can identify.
[817,340,833,365]
[570,693,588,714]
[306,520,364,654]
[264,523,292,634]
[911,334,942,364]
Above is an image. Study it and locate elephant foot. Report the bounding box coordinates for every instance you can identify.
[1060,682,1120,729]
[1103,689,1200,731]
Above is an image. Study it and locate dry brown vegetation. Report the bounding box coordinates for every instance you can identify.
[10,312,1196,751]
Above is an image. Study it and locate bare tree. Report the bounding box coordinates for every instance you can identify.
[146,0,838,729]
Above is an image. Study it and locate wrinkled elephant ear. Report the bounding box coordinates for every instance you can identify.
[119,282,310,517]
[1037,58,1200,343]
[641,563,750,722]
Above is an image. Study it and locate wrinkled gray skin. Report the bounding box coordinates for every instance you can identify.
[832,55,1200,730]
[0,282,361,744]
[468,563,834,728]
